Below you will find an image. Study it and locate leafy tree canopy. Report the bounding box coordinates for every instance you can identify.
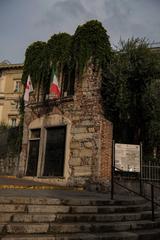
[47,33,72,67]
[22,20,111,87]
[72,20,111,74]
[22,41,46,85]
[102,38,160,147]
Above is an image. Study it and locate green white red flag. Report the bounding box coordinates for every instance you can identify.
[49,66,61,98]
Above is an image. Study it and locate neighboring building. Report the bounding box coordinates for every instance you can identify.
[150,42,160,53]
[19,61,113,188]
[0,62,23,126]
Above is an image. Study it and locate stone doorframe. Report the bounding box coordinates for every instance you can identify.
[25,114,71,180]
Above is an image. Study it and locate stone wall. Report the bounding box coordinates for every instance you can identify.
[0,127,19,175]
[0,155,18,175]
[19,62,113,188]
[67,63,113,185]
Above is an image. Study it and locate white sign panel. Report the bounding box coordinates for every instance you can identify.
[115,143,140,172]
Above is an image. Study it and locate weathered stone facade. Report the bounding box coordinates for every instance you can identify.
[0,127,19,175]
[0,155,18,175]
[19,62,112,187]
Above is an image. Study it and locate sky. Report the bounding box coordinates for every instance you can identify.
[0,0,160,64]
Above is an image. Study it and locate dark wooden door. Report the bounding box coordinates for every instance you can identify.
[26,140,39,176]
[43,126,66,176]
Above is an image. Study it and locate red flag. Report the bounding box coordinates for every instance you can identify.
[24,75,33,102]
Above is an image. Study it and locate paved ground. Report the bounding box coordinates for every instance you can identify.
[0,188,109,199]
[0,176,110,199]
[0,176,144,201]
[0,176,52,186]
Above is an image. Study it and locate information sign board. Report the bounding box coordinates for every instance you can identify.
[115,143,140,172]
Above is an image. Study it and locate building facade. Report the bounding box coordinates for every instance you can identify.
[19,62,113,188]
[0,62,23,126]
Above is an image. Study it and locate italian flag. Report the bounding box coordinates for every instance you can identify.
[50,66,61,98]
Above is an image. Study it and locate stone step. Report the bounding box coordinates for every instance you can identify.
[0,232,138,240]
[69,204,151,214]
[61,198,146,206]
[2,223,49,234]
[0,203,150,214]
[2,211,158,223]
[0,196,146,206]
[48,220,160,233]
[1,229,160,240]
[27,205,70,213]
[134,228,160,240]
[0,220,159,234]
[0,204,70,213]
[0,205,26,213]
[54,211,160,223]
[0,197,61,205]
[0,194,159,239]
[0,213,57,223]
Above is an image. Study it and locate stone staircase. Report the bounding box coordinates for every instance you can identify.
[0,193,160,239]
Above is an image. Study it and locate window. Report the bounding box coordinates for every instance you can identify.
[30,129,41,138]
[11,101,17,110]
[10,118,16,127]
[62,65,75,97]
[0,75,5,93]
[26,128,41,176]
[14,81,21,92]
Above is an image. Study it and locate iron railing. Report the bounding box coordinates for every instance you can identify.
[111,141,160,221]
[141,161,160,182]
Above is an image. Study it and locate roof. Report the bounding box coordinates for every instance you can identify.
[149,42,160,53]
[0,63,23,70]
[150,42,160,48]
[150,47,160,53]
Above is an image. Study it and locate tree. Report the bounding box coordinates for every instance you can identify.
[143,79,160,159]
[102,38,160,145]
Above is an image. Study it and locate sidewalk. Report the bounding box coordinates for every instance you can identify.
[0,176,144,202]
[0,176,48,186]
[0,176,111,200]
[0,176,56,187]
[0,176,77,191]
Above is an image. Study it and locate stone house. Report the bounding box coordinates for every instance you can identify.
[19,62,112,188]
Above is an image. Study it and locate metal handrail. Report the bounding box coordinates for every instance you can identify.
[111,142,160,221]
[113,179,160,221]
[145,181,160,191]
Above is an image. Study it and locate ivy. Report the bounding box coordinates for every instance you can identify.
[46,33,73,94]
[18,96,25,152]
[47,33,72,67]
[22,41,47,86]
[72,20,111,75]
[22,20,111,88]
[20,20,112,139]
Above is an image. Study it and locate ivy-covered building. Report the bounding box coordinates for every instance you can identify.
[18,20,113,188]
